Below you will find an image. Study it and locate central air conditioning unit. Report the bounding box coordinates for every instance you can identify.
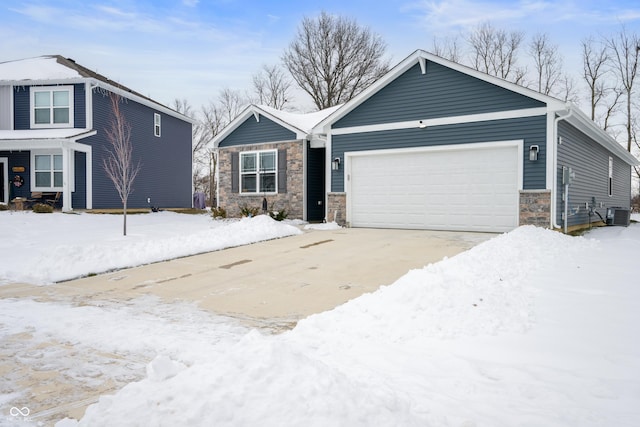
[606,207,630,226]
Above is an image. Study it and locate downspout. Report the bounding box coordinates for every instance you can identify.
[552,104,574,230]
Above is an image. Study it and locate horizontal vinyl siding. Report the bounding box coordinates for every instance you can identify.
[218,115,296,147]
[332,115,547,192]
[334,62,545,128]
[88,90,192,209]
[13,83,86,129]
[556,122,631,227]
[13,87,29,130]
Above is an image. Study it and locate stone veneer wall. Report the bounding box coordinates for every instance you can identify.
[519,190,551,228]
[327,193,346,225]
[217,140,304,218]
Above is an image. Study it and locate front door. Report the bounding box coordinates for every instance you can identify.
[0,158,7,205]
[305,144,326,222]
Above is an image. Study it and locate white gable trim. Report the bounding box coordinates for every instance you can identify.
[331,107,548,135]
[211,105,308,147]
[313,49,567,133]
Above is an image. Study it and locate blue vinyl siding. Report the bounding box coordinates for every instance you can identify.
[87,90,192,209]
[13,87,29,130]
[334,62,545,129]
[73,83,86,128]
[13,84,86,129]
[72,151,87,209]
[218,115,296,147]
[331,115,547,192]
[556,121,631,227]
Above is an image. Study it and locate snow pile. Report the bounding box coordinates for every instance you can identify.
[304,221,341,231]
[70,225,640,427]
[0,212,301,285]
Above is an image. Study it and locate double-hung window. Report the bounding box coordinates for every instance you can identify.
[240,150,277,193]
[30,86,74,128]
[33,152,63,190]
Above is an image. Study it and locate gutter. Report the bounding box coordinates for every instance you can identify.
[551,104,573,230]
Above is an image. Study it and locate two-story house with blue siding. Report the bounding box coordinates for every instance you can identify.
[215,50,637,232]
[0,55,193,211]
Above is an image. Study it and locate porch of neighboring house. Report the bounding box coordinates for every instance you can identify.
[0,130,95,211]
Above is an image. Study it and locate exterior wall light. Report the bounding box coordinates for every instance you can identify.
[332,157,341,170]
[529,145,539,161]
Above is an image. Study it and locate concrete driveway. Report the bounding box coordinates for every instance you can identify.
[2,227,494,329]
[1,227,494,424]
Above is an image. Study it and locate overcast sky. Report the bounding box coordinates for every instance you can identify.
[1,0,639,114]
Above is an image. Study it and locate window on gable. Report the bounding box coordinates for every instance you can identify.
[30,86,73,128]
[154,113,161,137]
[240,150,277,194]
[33,153,63,189]
[608,156,613,197]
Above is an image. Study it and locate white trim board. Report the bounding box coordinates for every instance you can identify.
[331,107,547,136]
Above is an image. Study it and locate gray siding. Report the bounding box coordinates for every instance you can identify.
[556,121,631,227]
[88,90,192,209]
[334,62,545,128]
[332,115,547,192]
[218,115,296,147]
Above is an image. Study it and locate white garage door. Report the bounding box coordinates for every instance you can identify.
[348,143,520,232]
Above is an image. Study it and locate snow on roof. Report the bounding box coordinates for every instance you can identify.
[257,104,343,133]
[0,56,82,82]
[0,129,95,140]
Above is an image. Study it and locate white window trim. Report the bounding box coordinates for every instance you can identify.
[239,149,278,194]
[154,113,161,137]
[31,150,64,191]
[30,85,74,129]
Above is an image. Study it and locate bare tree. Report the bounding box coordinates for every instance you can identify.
[218,87,249,124]
[466,21,526,84]
[581,37,610,120]
[172,98,211,196]
[103,93,141,236]
[606,25,640,152]
[432,35,463,63]
[252,64,293,109]
[529,33,563,96]
[283,11,389,110]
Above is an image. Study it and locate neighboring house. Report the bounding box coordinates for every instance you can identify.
[215,49,638,232]
[0,55,193,211]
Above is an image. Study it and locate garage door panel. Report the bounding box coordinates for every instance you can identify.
[349,144,519,232]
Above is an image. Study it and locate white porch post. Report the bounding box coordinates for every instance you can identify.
[61,144,72,211]
[86,147,92,209]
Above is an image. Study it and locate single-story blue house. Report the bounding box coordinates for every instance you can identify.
[0,55,193,211]
[214,50,638,232]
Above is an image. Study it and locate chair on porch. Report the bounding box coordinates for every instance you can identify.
[26,192,43,209]
[45,192,61,209]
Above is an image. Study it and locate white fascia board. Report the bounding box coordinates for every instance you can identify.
[2,78,87,87]
[211,105,308,147]
[331,107,547,135]
[0,130,96,150]
[564,107,639,166]
[89,79,196,125]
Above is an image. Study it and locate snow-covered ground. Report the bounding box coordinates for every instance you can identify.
[0,210,302,285]
[1,211,639,426]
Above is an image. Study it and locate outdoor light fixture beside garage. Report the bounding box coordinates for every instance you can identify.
[418,120,427,129]
[332,157,341,170]
[529,145,539,161]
